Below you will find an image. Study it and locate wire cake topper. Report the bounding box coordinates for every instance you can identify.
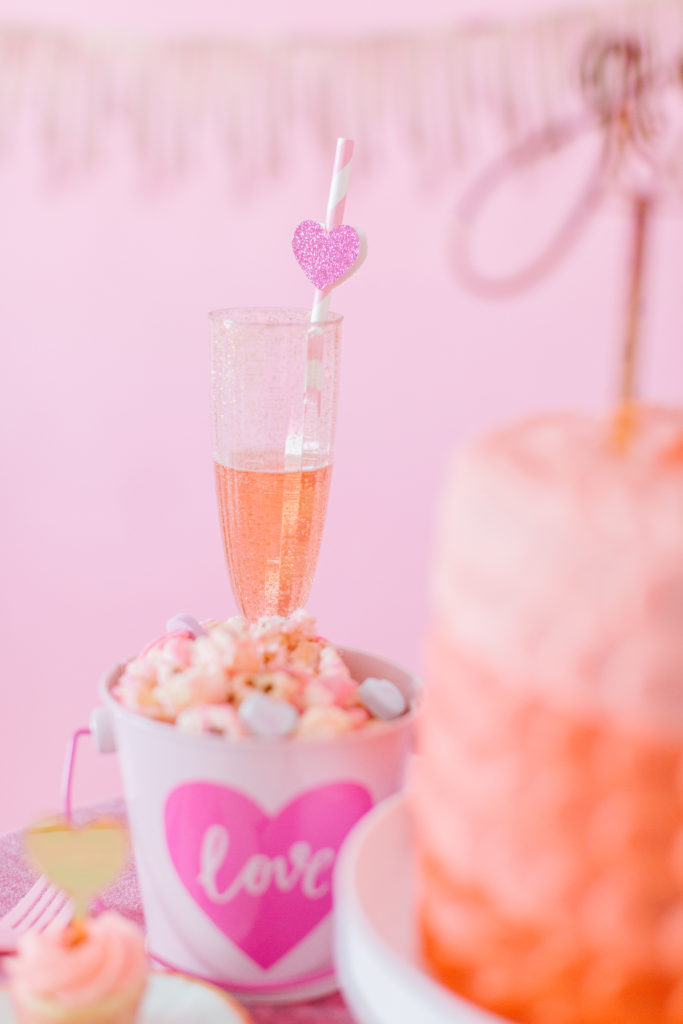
[452,32,683,444]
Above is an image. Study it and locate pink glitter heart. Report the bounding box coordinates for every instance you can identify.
[292,220,361,291]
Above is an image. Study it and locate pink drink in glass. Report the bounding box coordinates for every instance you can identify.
[210,309,341,620]
[214,453,333,620]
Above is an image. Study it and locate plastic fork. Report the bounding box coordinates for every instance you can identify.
[0,878,74,954]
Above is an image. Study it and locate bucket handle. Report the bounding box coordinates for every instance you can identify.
[61,708,117,821]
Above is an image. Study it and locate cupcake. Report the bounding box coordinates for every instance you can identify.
[7,912,148,1024]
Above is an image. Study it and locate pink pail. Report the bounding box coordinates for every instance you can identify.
[89,647,417,1002]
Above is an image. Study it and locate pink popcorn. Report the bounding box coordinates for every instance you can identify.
[303,673,359,710]
[281,609,318,641]
[138,628,193,658]
[232,670,304,707]
[289,639,322,671]
[113,610,409,738]
[162,636,194,669]
[297,705,367,739]
[177,703,247,738]
[318,644,349,676]
[114,671,169,721]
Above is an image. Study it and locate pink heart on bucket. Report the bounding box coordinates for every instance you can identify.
[292,220,361,291]
[165,781,372,968]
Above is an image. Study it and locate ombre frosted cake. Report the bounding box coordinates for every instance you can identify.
[413,407,683,1024]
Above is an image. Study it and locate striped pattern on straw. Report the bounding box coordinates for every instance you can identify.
[310,138,355,326]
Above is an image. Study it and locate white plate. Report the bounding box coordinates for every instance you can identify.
[334,794,509,1024]
[0,970,253,1023]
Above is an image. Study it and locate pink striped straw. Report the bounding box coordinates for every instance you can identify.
[301,137,354,429]
[286,138,355,464]
[310,137,355,324]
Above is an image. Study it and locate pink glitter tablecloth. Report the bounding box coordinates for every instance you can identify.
[0,802,357,1024]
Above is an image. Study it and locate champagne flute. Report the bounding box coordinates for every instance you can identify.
[209,307,341,621]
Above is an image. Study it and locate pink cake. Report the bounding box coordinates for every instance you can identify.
[413,406,683,1024]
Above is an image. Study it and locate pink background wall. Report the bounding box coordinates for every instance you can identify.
[1,0,682,833]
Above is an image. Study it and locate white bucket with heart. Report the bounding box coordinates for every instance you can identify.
[88,646,417,1002]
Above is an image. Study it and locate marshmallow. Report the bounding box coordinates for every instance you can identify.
[358,677,407,720]
[165,613,207,638]
[238,692,299,738]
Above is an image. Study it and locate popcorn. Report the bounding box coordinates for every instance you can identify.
[112,611,409,739]
[177,703,247,737]
[302,674,358,709]
[298,706,369,738]
[232,670,304,707]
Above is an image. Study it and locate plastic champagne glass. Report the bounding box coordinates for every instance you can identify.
[209,308,341,621]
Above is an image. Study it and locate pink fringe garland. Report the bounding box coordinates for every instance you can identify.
[0,0,681,184]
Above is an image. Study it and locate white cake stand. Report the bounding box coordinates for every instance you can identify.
[334,794,510,1024]
[0,971,253,1023]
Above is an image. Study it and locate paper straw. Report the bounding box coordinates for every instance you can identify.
[285,138,355,463]
[304,138,354,424]
[310,138,355,325]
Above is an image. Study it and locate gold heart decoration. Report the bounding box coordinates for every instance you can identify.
[25,817,129,918]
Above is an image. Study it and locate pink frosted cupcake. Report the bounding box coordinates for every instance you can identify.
[7,913,148,1024]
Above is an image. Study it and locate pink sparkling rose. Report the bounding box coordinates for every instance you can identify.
[292,220,361,291]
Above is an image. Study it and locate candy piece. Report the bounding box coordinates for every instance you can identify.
[358,677,407,720]
[238,692,299,738]
[165,613,207,637]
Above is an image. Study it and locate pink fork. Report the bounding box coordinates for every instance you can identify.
[0,878,74,955]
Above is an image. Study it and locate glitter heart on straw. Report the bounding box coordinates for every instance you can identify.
[292,220,361,291]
